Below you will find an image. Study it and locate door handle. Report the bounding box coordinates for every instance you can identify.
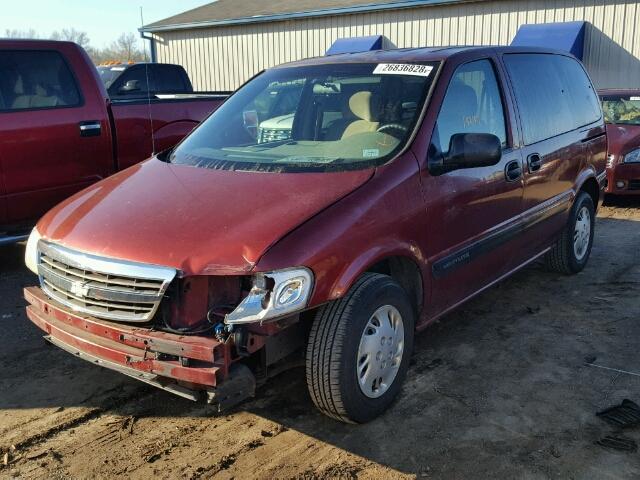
[79,121,101,137]
[527,153,542,172]
[504,160,522,182]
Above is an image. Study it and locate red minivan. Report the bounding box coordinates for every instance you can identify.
[24,46,606,423]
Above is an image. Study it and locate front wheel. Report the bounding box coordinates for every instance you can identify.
[545,191,595,274]
[306,273,415,423]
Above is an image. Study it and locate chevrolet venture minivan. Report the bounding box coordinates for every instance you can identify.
[24,46,606,423]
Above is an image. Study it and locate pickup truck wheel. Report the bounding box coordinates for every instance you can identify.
[545,191,595,274]
[306,273,415,423]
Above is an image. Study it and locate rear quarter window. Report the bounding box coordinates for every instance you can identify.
[504,53,601,145]
[152,65,190,93]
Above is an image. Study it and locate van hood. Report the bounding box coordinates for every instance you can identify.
[37,158,373,275]
[606,123,640,157]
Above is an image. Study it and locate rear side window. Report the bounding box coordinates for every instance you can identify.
[601,95,640,125]
[0,50,81,112]
[504,54,601,145]
[431,59,507,155]
[152,65,190,93]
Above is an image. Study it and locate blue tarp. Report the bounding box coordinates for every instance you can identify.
[511,21,586,60]
[326,35,396,56]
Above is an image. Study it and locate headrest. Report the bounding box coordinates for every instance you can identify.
[449,81,478,118]
[349,91,380,122]
[14,76,24,95]
[34,84,48,97]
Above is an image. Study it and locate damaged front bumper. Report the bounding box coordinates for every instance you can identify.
[24,286,255,410]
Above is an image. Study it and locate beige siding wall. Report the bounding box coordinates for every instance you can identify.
[152,0,640,90]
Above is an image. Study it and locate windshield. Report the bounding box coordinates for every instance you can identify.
[601,94,640,126]
[97,65,126,89]
[168,62,438,172]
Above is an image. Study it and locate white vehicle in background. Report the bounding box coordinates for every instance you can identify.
[257,113,294,143]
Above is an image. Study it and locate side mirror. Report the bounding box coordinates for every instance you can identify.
[430,133,502,175]
[119,79,140,94]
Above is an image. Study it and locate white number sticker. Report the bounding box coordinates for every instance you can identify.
[373,63,433,77]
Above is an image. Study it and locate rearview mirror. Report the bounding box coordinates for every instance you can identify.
[430,133,502,175]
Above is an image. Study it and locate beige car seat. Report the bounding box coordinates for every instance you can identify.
[11,76,60,109]
[341,91,381,139]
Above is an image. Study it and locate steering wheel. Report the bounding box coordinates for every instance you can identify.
[377,123,408,137]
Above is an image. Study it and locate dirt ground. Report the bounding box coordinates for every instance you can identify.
[1,198,640,479]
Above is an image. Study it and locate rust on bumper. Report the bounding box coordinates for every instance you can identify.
[24,286,232,396]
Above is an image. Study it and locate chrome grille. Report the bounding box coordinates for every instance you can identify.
[37,241,176,322]
[606,154,615,168]
[259,128,291,143]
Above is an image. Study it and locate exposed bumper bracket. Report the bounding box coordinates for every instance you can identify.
[44,334,204,402]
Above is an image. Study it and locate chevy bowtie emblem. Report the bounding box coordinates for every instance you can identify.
[70,281,90,298]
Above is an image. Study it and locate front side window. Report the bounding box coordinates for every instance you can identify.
[601,94,640,125]
[167,62,438,172]
[430,59,508,156]
[110,66,150,98]
[0,50,81,111]
[504,53,601,145]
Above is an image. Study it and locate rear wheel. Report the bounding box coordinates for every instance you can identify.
[306,273,415,423]
[545,191,595,274]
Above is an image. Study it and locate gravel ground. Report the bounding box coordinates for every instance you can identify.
[1,198,640,479]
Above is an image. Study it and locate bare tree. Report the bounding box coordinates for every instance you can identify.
[87,32,147,64]
[3,28,38,39]
[112,32,141,62]
[50,28,90,48]
[3,26,147,65]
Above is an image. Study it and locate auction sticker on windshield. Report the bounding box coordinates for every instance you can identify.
[373,63,433,77]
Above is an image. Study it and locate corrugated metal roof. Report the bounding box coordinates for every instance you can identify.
[141,0,475,32]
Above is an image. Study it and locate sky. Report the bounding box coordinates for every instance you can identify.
[1,0,210,48]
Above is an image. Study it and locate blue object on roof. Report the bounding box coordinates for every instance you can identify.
[326,35,396,56]
[511,21,586,60]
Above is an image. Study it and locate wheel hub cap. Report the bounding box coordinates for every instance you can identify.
[573,206,591,261]
[356,305,405,398]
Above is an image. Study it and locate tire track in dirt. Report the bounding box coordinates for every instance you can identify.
[1,386,152,470]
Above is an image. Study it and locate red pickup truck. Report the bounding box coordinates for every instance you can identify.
[24,46,606,423]
[0,40,228,244]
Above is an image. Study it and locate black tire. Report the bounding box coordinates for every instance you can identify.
[305,272,415,423]
[545,191,595,274]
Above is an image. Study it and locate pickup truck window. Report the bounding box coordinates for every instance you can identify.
[110,66,150,98]
[167,62,437,172]
[106,64,192,98]
[431,59,507,156]
[0,50,80,111]
[152,64,190,93]
[504,53,601,145]
[97,65,126,89]
[601,95,640,125]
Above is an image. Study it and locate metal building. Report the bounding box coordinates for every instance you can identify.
[140,0,640,91]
